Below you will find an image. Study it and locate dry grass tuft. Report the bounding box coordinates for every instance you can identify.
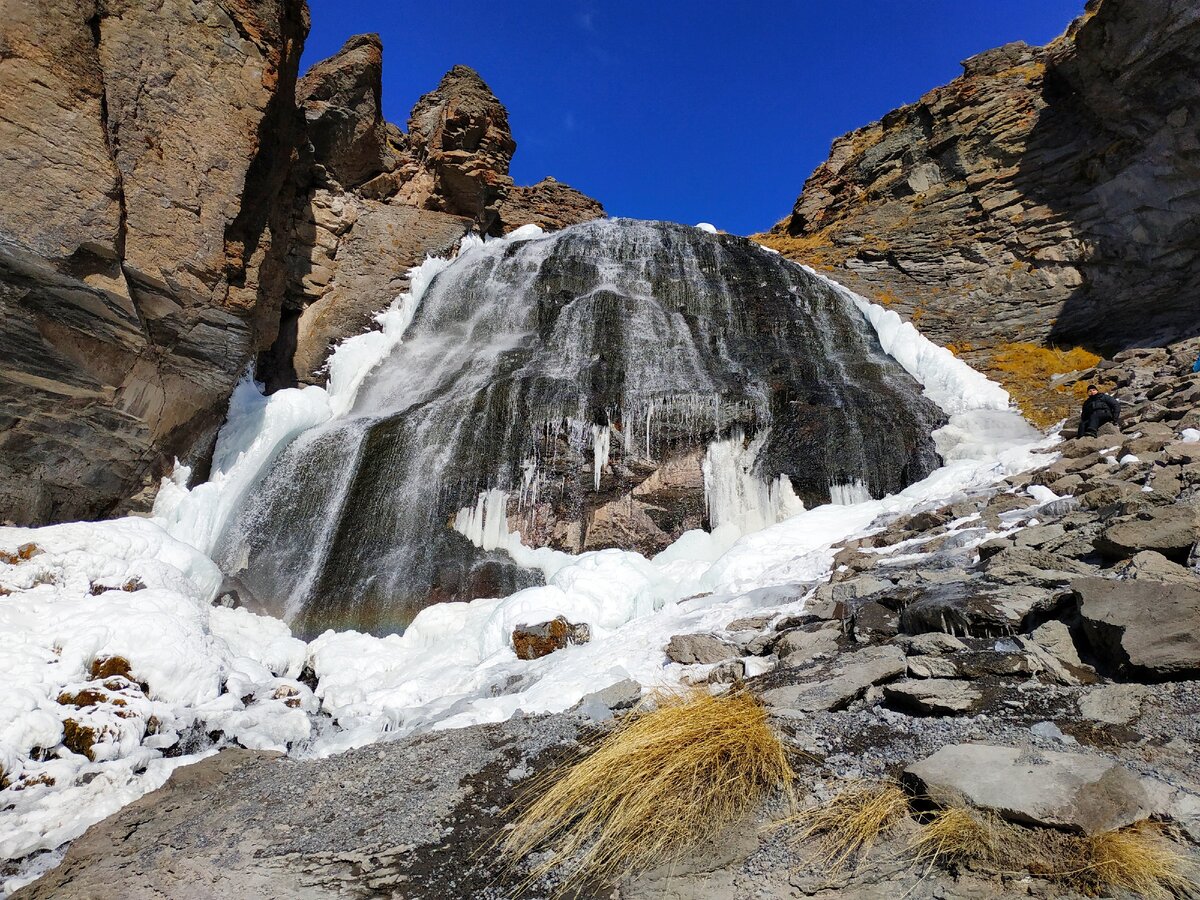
[1071,825,1194,899]
[908,807,996,870]
[783,780,910,871]
[499,689,793,889]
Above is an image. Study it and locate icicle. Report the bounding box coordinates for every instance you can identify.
[591,424,611,491]
[453,489,510,551]
[829,480,872,505]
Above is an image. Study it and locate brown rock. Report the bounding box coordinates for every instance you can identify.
[497,177,606,233]
[0,0,309,524]
[759,0,1200,361]
[511,616,591,660]
[297,33,392,188]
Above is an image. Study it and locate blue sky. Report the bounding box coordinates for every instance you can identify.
[303,1,1086,235]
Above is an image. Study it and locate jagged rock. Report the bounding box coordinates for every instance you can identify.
[760,0,1200,363]
[902,633,967,655]
[571,678,642,716]
[297,34,393,188]
[762,645,906,714]
[496,177,606,234]
[0,0,309,524]
[665,633,736,666]
[850,601,899,641]
[511,617,591,660]
[1073,576,1200,677]
[883,679,982,715]
[903,744,1174,834]
[1095,506,1200,563]
[979,546,1092,586]
[706,659,747,684]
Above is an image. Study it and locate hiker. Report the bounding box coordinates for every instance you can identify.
[1076,384,1120,438]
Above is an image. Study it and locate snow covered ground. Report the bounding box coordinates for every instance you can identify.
[2,225,1061,893]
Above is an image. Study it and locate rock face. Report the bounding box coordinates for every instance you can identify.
[760,0,1200,359]
[2,15,606,522]
[0,0,309,525]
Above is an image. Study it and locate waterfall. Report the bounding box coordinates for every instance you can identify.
[208,219,946,636]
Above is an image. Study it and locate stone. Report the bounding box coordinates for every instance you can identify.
[1073,576,1200,677]
[775,624,841,667]
[1095,505,1200,563]
[706,659,747,685]
[1112,549,1200,584]
[903,632,967,655]
[761,645,906,714]
[883,679,983,715]
[899,580,1060,638]
[979,546,1092,586]
[1078,684,1149,726]
[511,616,591,660]
[665,633,736,666]
[850,601,900,641]
[905,655,960,679]
[903,744,1174,834]
[572,678,642,714]
[495,177,606,234]
[1030,620,1084,668]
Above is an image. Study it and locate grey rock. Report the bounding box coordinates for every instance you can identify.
[665,633,736,666]
[1112,549,1200,584]
[1095,505,1200,563]
[903,632,967,656]
[883,679,982,715]
[776,623,841,667]
[1078,684,1149,726]
[572,678,642,714]
[903,744,1174,834]
[1073,575,1200,677]
[762,645,906,714]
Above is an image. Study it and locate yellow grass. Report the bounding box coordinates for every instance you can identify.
[908,807,995,869]
[783,780,910,871]
[987,341,1103,428]
[499,689,794,888]
[1072,825,1194,899]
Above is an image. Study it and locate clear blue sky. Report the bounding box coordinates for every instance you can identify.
[303,1,1086,235]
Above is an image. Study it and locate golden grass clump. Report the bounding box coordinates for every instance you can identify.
[908,807,995,869]
[784,780,910,871]
[1072,825,1194,899]
[500,689,793,887]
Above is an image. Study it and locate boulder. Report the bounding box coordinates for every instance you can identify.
[665,633,736,666]
[1073,576,1200,677]
[903,744,1174,834]
[775,624,840,667]
[1112,549,1200,584]
[883,679,982,715]
[761,645,906,714]
[902,632,967,655]
[512,617,591,660]
[1095,506,1200,563]
[898,580,1060,638]
[1077,684,1149,726]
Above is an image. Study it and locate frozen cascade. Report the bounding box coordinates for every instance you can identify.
[830,480,873,505]
[205,219,948,637]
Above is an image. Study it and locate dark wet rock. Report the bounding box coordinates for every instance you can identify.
[897,580,1061,638]
[1073,576,1200,678]
[512,616,591,660]
[903,743,1174,834]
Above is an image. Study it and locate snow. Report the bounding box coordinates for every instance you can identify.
[1180,428,1200,443]
[0,232,1057,892]
[694,222,718,234]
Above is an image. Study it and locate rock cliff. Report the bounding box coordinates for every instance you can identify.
[1,13,604,524]
[759,0,1200,362]
[0,0,310,525]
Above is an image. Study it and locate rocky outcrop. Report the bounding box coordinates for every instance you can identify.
[264,44,607,386]
[2,16,606,519]
[0,0,309,525]
[759,0,1200,361]
[497,177,606,234]
[512,617,591,660]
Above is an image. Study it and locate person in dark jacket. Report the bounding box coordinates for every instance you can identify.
[1076,385,1120,438]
